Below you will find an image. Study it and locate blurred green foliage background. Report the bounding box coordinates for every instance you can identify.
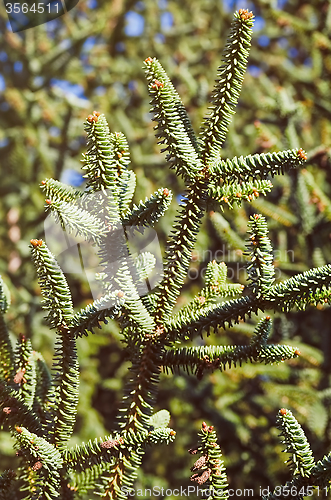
[0,0,331,497]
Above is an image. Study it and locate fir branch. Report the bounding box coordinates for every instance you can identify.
[30,239,74,329]
[14,426,63,500]
[301,168,331,222]
[261,477,308,500]
[189,422,229,499]
[83,113,125,200]
[40,178,83,204]
[64,435,122,473]
[296,171,316,235]
[208,149,307,184]
[49,326,79,450]
[68,293,124,337]
[32,352,52,426]
[13,335,36,410]
[134,252,156,281]
[121,187,172,227]
[98,226,156,333]
[0,276,10,314]
[276,408,315,477]
[249,316,272,348]
[310,451,331,487]
[145,427,176,446]
[67,463,113,498]
[199,9,254,163]
[117,343,162,432]
[45,198,108,244]
[245,214,275,298]
[97,448,145,500]
[161,343,299,379]
[144,57,203,181]
[154,177,208,323]
[166,295,258,340]
[0,278,15,384]
[0,383,43,435]
[265,263,331,310]
[0,470,17,500]
[169,261,244,329]
[209,178,273,209]
[118,170,136,216]
[167,265,331,339]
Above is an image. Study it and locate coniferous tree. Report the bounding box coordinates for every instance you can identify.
[1,8,331,499]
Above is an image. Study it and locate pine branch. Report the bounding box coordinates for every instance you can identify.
[199,9,254,163]
[48,326,79,450]
[0,277,15,384]
[13,335,36,410]
[154,177,208,323]
[276,408,315,477]
[14,426,63,500]
[245,214,275,298]
[68,293,124,337]
[44,198,108,244]
[40,178,83,204]
[209,178,273,209]
[208,149,307,184]
[30,239,74,329]
[121,187,172,227]
[161,342,299,379]
[189,422,229,499]
[144,57,202,181]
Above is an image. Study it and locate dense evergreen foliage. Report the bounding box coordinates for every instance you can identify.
[1,1,331,498]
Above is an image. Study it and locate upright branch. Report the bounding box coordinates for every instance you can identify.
[199,9,254,163]
[1,8,331,500]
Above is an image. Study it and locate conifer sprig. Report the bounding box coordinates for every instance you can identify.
[276,409,315,477]
[144,57,202,181]
[40,178,83,204]
[30,239,74,329]
[49,326,79,450]
[121,187,172,227]
[199,9,254,163]
[45,198,108,244]
[208,149,307,184]
[0,278,15,383]
[161,342,299,379]
[154,177,208,324]
[189,422,229,499]
[246,214,275,298]
[13,335,36,410]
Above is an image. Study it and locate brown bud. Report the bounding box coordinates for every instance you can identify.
[297,148,307,160]
[32,461,42,471]
[191,455,207,471]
